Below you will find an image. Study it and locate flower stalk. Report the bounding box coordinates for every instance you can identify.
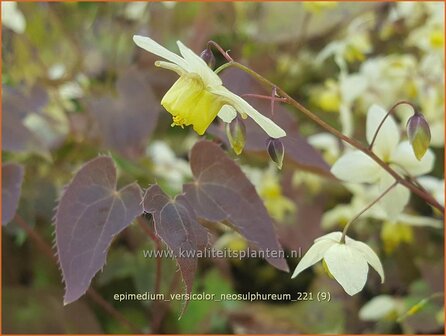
[340,181,398,244]
[215,60,444,214]
[368,100,418,150]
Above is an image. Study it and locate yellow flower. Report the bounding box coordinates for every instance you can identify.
[312,80,341,113]
[429,28,444,49]
[133,35,286,138]
[381,222,414,254]
[303,2,337,14]
[259,174,295,221]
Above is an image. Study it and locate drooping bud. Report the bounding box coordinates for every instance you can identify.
[200,47,215,69]
[226,117,246,155]
[266,137,285,169]
[406,112,431,161]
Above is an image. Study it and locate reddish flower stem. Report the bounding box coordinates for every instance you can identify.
[240,93,287,103]
[207,40,233,62]
[214,60,444,214]
[369,100,417,150]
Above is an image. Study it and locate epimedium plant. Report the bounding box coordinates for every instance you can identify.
[51,35,443,312]
[3,31,442,320]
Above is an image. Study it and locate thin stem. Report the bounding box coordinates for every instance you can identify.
[340,181,398,244]
[390,161,430,194]
[207,40,233,62]
[397,292,444,322]
[86,289,142,333]
[369,100,417,150]
[219,61,444,214]
[271,87,277,117]
[214,61,233,74]
[13,214,143,334]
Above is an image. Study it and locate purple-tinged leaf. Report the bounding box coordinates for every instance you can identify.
[2,85,49,155]
[2,112,46,154]
[2,84,48,119]
[183,140,289,272]
[88,68,160,159]
[143,184,208,316]
[55,156,143,305]
[2,163,25,225]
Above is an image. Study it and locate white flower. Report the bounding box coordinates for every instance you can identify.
[133,35,285,138]
[322,183,443,230]
[1,2,26,34]
[331,104,435,219]
[147,141,191,191]
[308,132,341,164]
[418,176,445,207]
[292,232,384,296]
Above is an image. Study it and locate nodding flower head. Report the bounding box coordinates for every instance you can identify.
[406,112,431,161]
[133,35,286,139]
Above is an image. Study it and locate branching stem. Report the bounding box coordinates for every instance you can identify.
[207,40,233,62]
[369,100,417,150]
[240,93,287,103]
[215,60,443,213]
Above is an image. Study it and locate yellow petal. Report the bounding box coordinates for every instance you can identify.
[161,74,224,135]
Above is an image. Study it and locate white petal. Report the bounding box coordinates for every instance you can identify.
[391,141,435,176]
[321,206,354,229]
[217,105,237,123]
[314,231,343,243]
[331,150,382,183]
[324,244,369,296]
[366,104,400,159]
[2,2,26,34]
[176,41,222,87]
[211,86,286,138]
[417,176,444,206]
[308,132,339,152]
[154,61,185,76]
[396,214,443,228]
[291,239,335,278]
[339,103,353,137]
[340,74,367,104]
[378,172,410,220]
[359,295,397,321]
[133,35,188,69]
[348,238,385,283]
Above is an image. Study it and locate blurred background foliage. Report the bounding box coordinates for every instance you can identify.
[2,1,444,334]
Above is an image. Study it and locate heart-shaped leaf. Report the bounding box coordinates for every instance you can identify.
[143,184,209,316]
[183,140,289,272]
[2,85,49,155]
[2,163,25,225]
[55,156,143,304]
[88,68,160,159]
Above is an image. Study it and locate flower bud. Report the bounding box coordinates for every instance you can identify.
[322,259,335,279]
[266,137,285,169]
[226,117,246,155]
[406,112,431,160]
[200,47,215,69]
